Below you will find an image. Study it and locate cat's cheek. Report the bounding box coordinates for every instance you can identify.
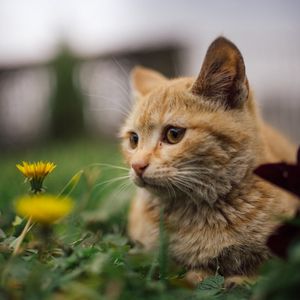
[122,146,135,165]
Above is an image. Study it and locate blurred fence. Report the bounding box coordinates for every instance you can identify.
[0,45,182,148]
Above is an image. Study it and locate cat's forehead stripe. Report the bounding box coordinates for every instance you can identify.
[134,88,169,130]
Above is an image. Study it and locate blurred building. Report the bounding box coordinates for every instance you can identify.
[0,0,299,148]
[0,65,52,148]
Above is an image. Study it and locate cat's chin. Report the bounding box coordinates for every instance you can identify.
[132,176,165,192]
[133,177,147,188]
[132,177,179,200]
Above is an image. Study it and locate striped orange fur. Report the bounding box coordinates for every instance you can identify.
[120,37,298,285]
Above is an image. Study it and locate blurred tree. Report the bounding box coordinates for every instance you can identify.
[50,48,85,139]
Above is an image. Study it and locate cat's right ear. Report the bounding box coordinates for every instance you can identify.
[131,66,166,97]
[192,37,249,109]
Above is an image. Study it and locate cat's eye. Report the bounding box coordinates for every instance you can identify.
[163,126,186,144]
[129,132,139,149]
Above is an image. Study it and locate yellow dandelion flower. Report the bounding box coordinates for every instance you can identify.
[16,161,56,192]
[15,194,73,225]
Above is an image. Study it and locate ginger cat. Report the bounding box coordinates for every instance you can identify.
[120,37,298,284]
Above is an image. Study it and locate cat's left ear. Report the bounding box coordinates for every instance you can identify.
[192,37,249,109]
[131,66,167,97]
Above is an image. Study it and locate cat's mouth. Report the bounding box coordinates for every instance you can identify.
[132,173,197,202]
[133,174,182,196]
[132,173,165,190]
[133,175,147,187]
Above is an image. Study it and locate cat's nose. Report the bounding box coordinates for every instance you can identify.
[132,162,149,177]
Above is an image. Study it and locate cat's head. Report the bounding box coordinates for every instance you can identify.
[120,37,259,206]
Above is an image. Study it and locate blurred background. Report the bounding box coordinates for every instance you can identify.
[0,2,299,296]
[0,0,299,148]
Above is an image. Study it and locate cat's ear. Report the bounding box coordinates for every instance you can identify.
[131,66,167,97]
[192,37,249,109]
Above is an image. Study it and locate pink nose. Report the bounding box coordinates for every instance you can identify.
[132,162,149,177]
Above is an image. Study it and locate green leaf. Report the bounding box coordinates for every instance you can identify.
[12,216,23,226]
[194,275,224,299]
[158,206,168,281]
[59,170,83,197]
[197,275,224,290]
[85,252,110,275]
[81,188,130,226]
[0,228,6,240]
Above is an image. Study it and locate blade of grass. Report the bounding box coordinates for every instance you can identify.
[59,170,84,197]
[146,206,169,282]
[158,206,168,281]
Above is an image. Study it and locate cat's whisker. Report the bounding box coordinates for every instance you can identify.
[101,76,130,99]
[168,181,176,199]
[176,169,202,174]
[88,107,129,118]
[86,70,130,99]
[165,180,176,199]
[170,177,199,206]
[177,162,207,168]
[87,95,131,117]
[170,176,191,190]
[176,171,202,176]
[175,174,212,190]
[88,163,130,171]
[172,175,204,198]
[177,157,206,166]
[93,175,130,192]
[176,168,212,176]
[95,175,130,186]
[111,57,130,81]
[83,92,132,116]
[171,177,195,191]
[109,180,133,200]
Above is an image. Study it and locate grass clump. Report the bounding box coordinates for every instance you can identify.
[0,139,299,300]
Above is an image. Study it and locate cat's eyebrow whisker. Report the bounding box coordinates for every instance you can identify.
[88,107,129,118]
[111,60,134,105]
[104,76,130,98]
[86,72,130,99]
[87,76,130,102]
[83,92,132,116]
[86,96,131,116]
[111,57,129,81]
[85,102,130,118]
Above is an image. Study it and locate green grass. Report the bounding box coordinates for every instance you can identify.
[0,138,123,214]
[0,138,299,300]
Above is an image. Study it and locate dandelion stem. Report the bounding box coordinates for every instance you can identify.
[12,216,32,256]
